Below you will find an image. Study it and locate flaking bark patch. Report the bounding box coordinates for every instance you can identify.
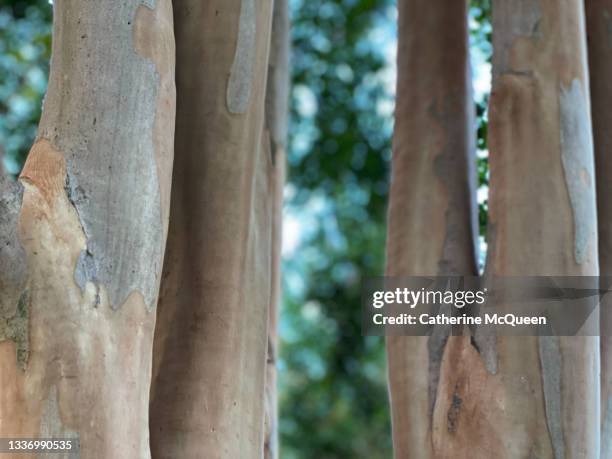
[14,139,157,452]
[431,336,507,457]
[65,173,100,305]
[559,79,597,265]
[0,290,29,369]
[74,249,100,305]
[538,336,565,459]
[0,175,27,320]
[37,0,165,310]
[133,0,176,234]
[227,0,257,114]
[0,0,174,451]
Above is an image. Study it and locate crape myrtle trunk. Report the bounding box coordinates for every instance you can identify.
[478,0,599,457]
[387,0,600,458]
[385,0,479,457]
[585,0,612,456]
[149,0,275,457]
[0,0,176,457]
[263,0,290,458]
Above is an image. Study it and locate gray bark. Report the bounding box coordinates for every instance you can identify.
[0,0,175,457]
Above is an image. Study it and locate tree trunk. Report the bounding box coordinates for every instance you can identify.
[388,1,599,458]
[430,0,599,457]
[0,0,175,457]
[585,1,612,456]
[385,0,478,457]
[149,1,274,457]
[263,0,290,458]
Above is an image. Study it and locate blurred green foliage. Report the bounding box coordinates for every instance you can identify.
[470,0,492,243]
[0,0,51,174]
[0,1,492,457]
[280,0,393,457]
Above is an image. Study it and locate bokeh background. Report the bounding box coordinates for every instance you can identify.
[0,1,491,457]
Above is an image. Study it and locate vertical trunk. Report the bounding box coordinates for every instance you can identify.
[263,1,290,458]
[454,0,598,457]
[388,1,599,457]
[149,1,274,457]
[385,0,478,457]
[585,1,612,456]
[0,0,175,457]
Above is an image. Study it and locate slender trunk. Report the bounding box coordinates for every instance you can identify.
[464,0,598,457]
[0,0,175,457]
[263,1,290,458]
[385,0,478,457]
[263,147,285,459]
[149,1,274,457]
[585,1,612,456]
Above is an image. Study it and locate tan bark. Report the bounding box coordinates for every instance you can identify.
[149,1,275,457]
[388,1,599,458]
[585,1,612,456]
[0,0,175,457]
[385,0,478,457]
[263,1,290,457]
[425,0,599,457]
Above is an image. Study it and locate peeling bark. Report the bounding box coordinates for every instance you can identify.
[263,2,289,458]
[39,0,175,311]
[149,1,274,457]
[227,0,258,114]
[0,175,27,368]
[0,0,175,456]
[585,1,612,456]
[474,0,599,457]
[385,0,478,457]
[388,1,598,457]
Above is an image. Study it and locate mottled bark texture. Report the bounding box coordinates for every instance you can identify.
[585,1,612,456]
[0,175,27,369]
[385,0,479,457]
[470,0,598,457]
[149,0,274,457]
[263,0,289,458]
[0,0,176,457]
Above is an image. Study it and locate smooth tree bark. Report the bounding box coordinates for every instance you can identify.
[149,0,275,457]
[0,0,175,457]
[388,0,600,458]
[263,0,289,458]
[477,0,599,457]
[585,1,612,456]
[385,0,479,457]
